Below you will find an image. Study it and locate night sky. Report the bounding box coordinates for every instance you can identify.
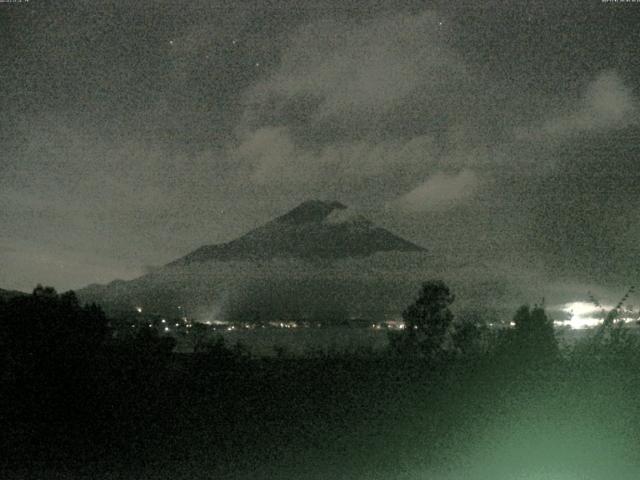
[2,1,640,312]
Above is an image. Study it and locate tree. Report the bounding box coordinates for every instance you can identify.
[573,287,640,365]
[391,280,455,358]
[501,304,558,364]
[0,285,112,448]
[0,286,110,386]
[450,310,492,358]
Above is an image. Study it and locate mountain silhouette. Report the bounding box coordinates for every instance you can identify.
[77,200,428,319]
[171,200,425,265]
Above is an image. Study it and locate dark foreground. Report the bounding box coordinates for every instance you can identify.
[3,287,640,479]
[4,350,640,480]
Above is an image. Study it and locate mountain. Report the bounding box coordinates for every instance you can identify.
[78,200,429,320]
[170,200,425,265]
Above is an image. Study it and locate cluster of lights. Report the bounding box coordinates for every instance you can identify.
[371,322,406,330]
[266,321,299,329]
[128,305,200,334]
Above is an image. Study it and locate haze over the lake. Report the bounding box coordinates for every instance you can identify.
[2,1,639,316]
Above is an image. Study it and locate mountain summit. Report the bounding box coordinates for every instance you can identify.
[170,200,425,265]
[277,200,348,224]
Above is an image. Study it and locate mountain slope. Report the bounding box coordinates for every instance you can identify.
[0,288,28,301]
[171,200,425,265]
[77,200,430,320]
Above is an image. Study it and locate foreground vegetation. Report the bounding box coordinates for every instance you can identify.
[2,283,640,479]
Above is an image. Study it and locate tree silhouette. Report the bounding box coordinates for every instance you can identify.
[501,304,558,364]
[392,280,455,358]
[451,311,492,358]
[0,285,109,386]
[574,287,640,364]
[0,285,113,458]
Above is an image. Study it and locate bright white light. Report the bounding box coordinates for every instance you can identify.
[164,327,170,332]
[559,301,611,329]
[135,307,143,313]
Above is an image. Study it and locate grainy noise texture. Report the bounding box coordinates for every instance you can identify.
[4,4,640,480]
[1,0,639,311]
